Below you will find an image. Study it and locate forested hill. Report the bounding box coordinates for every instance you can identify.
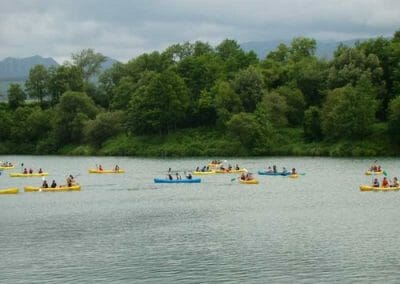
[0,55,59,80]
[1,33,400,157]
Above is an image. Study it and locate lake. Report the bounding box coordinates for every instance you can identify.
[1,155,400,283]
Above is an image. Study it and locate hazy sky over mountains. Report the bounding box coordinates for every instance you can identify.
[1,0,399,63]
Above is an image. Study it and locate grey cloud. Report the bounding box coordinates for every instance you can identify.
[0,0,399,62]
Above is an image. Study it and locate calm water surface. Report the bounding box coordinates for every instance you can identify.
[1,156,400,283]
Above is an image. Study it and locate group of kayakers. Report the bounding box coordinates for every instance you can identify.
[372,176,399,188]
[97,164,120,171]
[265,165,297,175]
[167,172,192,180]
[369,164,382,172]
[0,161,13,167]
[23,168,44,174]
[219,164,240,171]
[240,172,254,181]
[196,166,210,172]
[41,174,77,188]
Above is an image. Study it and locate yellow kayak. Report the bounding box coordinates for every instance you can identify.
[10,172,49,177]
[215,168,247,174]
[0,187,19,194]
[365,170,383,175]
[239,179,259,184]
[0,165,15,170]
[88,169,125,173]
[289,174,299,179]
[192,170,216,175]
[24,185,81,192]
[359,185,400,192]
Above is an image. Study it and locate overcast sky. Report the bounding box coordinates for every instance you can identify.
[1,0,400,63]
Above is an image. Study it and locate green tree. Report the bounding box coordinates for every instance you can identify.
[322,79,377,140]
[127,69,189,135]
[226,112,263,148]
[53,91,98,144]
[232,66,264,112]
[48,65,84,104]
[213,80,243,127]
[25,64,49,107]
[303,106,323,141]
[289,37,317,61]
[71,48,107,81]
[275,86,305,126]
[256,91,288,127]
[387,96,400,143]
[7,83,26,109]
[0,110,13,140]
[84,111,125,147]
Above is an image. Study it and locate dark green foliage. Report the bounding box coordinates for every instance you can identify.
[2,34,400,156]
[388,96,400,143]
[7,83,26,109]
[303,106,323,141]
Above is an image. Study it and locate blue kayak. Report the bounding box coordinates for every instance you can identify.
[258,171,290,176]
[154,178,201,183]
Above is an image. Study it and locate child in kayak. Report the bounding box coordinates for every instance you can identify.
[372,178,380,187]
[382,177,389,188]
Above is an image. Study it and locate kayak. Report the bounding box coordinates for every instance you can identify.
[0,187,19,194]
[9,172,49,177]
[359,185,400,191]
[154,178,201,183]
[0,165,15,170]
[289,174,299,179]
[88,169,125,173]
[239,179,259,184]
[24,185,81,192]
[365,170,383,175]
[192,170,216,175]
[258,171,290,176]
[215,168,247,174]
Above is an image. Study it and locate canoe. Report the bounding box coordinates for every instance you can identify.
[365,170,383,175]
[0,187,19,194]
[359,185,400,192]
[0,165,15,170]
[9,172,49,177]
[24,185,81,192]
[215,168,247,174]
[258,171,290,176]
[239,179,259,184]
[154,178,201,183]
[88,169,125,174]
[192,170,216,175]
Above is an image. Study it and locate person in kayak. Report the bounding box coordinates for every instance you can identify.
[273,165,277,173]
[51,180,57,188]
[382,177,389,188]
[186,173,192,180]
[98,165,103,171]
[291,168,297,174]
[266,166,273,173]
[38,168,43,174]
[23,168,28,174]
[372,178,380,187]
[390,177,399,187]
[114,165,120,171]
[29,168,33,174]
[42,180,49,188]
[66,175,75,187]
[168,173,173,180]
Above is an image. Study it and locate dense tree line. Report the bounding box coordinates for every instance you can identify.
[1,32,400,156]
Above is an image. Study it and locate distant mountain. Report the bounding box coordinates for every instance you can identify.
[240,39,363,59]
[0,55,59,80]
